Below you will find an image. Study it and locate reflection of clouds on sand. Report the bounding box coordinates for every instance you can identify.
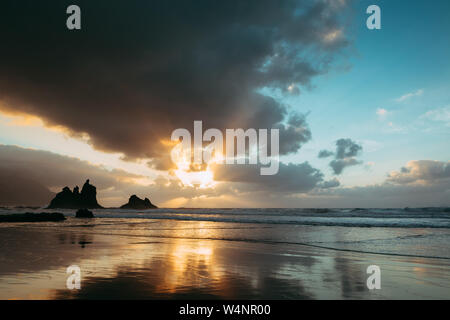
[0,220,449,299]
[0,228,97,299]
[48,230,318,299]
[0,228,95,275]
[333,255,367,299]
[51,239,316,299]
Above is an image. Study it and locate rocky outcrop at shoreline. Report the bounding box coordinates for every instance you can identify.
[48,180,103,209]
[120,195,157,209]
[0,212,66,222]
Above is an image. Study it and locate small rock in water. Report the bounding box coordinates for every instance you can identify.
[75,208,94,218]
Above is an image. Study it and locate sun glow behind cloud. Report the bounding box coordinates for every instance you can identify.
[169,142,223,189]
[323,29,343,43]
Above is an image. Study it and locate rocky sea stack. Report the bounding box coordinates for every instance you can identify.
[120,195,157,209]
[48,180,103,209]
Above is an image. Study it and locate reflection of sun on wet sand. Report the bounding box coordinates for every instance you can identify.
[0,217,449,299]
[154,239,217,294]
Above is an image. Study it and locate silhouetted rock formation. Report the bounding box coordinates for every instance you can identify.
[48,180,103,209]
[120,195,157,209]
[75,208,94,218]
[0,212,66,223]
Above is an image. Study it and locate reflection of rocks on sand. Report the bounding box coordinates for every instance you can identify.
[0,212,66,222]
[120,195,157,209]
[48,179,102,209]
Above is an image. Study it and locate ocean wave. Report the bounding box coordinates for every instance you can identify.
[1,207,449,228]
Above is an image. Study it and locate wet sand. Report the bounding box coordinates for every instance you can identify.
[0,219,449,299]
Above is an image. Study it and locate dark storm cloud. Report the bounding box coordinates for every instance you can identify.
[319,138,363,174]
[0,145,142,190]
[0,168,54,206]
[0,145,145,206]
[0,0,351,167]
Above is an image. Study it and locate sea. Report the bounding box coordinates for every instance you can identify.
[1,207,449,259]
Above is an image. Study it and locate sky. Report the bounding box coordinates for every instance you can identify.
[0,0,449,208]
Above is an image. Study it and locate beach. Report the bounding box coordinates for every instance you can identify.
[0,208,449,299]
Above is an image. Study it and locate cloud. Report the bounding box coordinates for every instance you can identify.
[360,140,382,153]
[0,144,148,206]
[212,162,325,193]
[0,0,351,170]
[387,160,450,185]
[0,144,231,207]
[0,144,333,208]
[318,178,340,189]
[335,138,362,159]
[385,121,408,134]
[212,159,450,208]
[276,112,312,155]
[310,181,450,208]
[1,145,449,208]
[329,158,361,175]
[420,106,450,126]
[310,160,450,208]
[395,89,424,102]
[318,149,334,158]
[376,108,388,116]
[0,145,143,190]
[319,138,363,174]
[0,168,54,206]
